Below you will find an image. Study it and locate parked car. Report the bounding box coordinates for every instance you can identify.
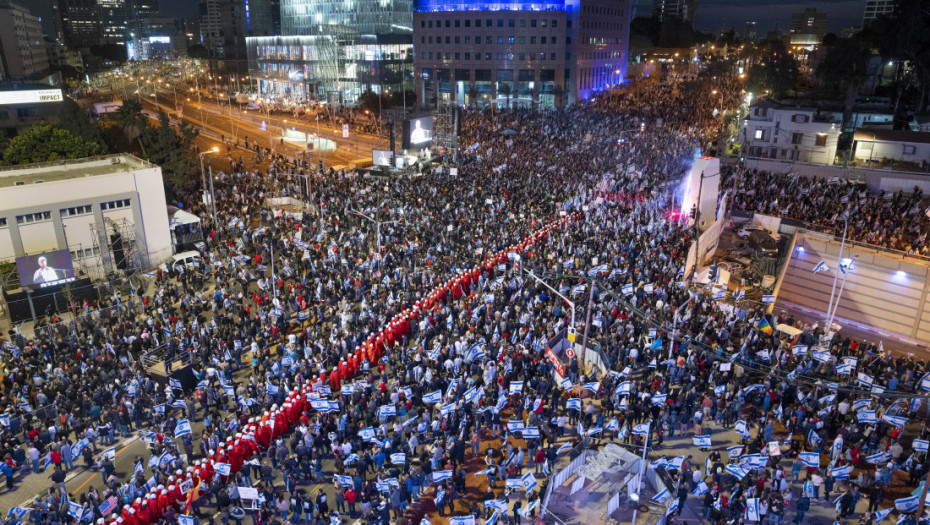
[749,230,779,258]
[159,250,203,273]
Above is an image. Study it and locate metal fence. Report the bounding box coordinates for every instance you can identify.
[3,402,59,433]
[540,446,587,520]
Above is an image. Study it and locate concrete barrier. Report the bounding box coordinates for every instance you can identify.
[745,158,930,193]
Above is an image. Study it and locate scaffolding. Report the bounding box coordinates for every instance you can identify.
[91,216,145,278]
[433,100,458,155]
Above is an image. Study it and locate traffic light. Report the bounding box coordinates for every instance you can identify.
[689,205,697,219]
[389,126,396,152]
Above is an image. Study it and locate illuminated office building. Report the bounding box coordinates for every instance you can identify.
[413,0,632,109]
[247,0,414,104]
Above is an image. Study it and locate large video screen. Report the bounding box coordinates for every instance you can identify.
[403,116,435,149]
[15,249,76,288]
[372,149,393,167]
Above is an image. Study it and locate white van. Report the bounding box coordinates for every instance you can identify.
[160,251,203,273]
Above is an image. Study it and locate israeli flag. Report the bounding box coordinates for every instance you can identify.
[652,488,671,503]
[622,283,634,295]
[745,498,761,522]
[67,501,85,519]
[169,377,183,390]
[857,372,874,387]
[522,499,540,517]
[522,427,540,439]
[423,391,443,403]
[734,420,750,437]
[913,439,929,453]
[358,427,376,441]
[391,453,406,464]
[615,381,631,395]
[812,260,830,273]
[632,423,650,436]
[509,381,524,395]
[667,456,684,470]
[882,414,908,427]
[507,420,526,433]
[101,447,116,461]
[433,470,454,482]
[853,398,871,411]
[440,402,457,416]
[874,509,893,523]
[8,507,33,519]
[378,404,397,418]
[859,410,877,424]
[798,452,819,468]
[714,385,726,396]
[214,463,232,476]
[866,451,891,464]
[693,480,710,496]
[344,454,360,465]
[464,387,483,405]
[666,499,679,517]
[522,471,539,492]
[726,464,747,480]
[693,435,711,448]
[174,419,192,437]
[558,443,573,455]
[652,393,667,406]
[836,364,853,375]
[895,495,919,513]
[449,518,476,525]
[465,342,487,363]
[334,474,354,486]
[560,377,573,390]
[831,465,852,480]
[583,382,601,394]
[726,445,744,458]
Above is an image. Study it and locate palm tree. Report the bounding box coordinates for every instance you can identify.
[498,83,512,110]
[115,99,148,156]
[468,86,479,108]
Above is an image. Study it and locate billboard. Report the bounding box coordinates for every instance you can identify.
[372,149,393,166]
[15,249,76,288]
[0,89,63,105]
[402,116,434,149]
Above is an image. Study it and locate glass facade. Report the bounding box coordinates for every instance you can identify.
[280,0,414,36]
[247,34,413,104]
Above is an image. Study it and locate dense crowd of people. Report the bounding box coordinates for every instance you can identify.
[1,78,929,525]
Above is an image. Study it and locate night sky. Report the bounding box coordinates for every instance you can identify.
[155,0,865,33]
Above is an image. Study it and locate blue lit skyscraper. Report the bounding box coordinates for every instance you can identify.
[412,0,632,108]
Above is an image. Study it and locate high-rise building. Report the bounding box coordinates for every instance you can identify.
[246,0,414,103]
[98,0,129,42]
[789,8,827,40]
[201,0,272,75]
[54,0,103,48]
[653,0,697,27]
[411,0,632,109]
[0,1,51,80]
[862,0,895,27]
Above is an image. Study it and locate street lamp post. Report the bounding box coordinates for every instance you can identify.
[523,269,576,335]
[198,147,219,224]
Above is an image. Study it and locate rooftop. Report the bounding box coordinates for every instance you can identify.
[854,129,930,145]
[0,154,153,189]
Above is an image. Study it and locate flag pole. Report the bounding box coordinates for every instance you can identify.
[824,216,848,330]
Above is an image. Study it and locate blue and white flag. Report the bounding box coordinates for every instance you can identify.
[66,501,85,519]
[873,509,893,523]
[509,381,524,395]
[178,515,196,525]
[440,402,457,416]
[726,464,748,480]
[734,420,750,437]
[857,372,874,387]
[895,495,919,513]
[558,443,573,455]
[583,382,601,394]
[391,453,406,464]
[693,435,711,448]
[378,404,397,418]
[560,377,573,390]
[812,260,830,273]
[449,517,476,525]
[652,488,671,503]
[567,398,582,411]
[693,480,710,497]
[174,419,192,437]
[169,377,183,390]
[798,452,819,468]
[358,427,376,441]
[882,414,908,427]
[214,463,232,476]
[622,283,634,295]
[343,454,360,465]
[507,420,525,432]
[101,447,116,460]
[423,391,443,403]
[522,471,539,492]
[522,499,540,517]
[334,475,353,486]
[859,410,877,424]
[835,364,853,375]
[726,445,743,458]
[714,385,726,396]
[853,399,871,411]
[522,427,540,439]
[651,393,667,406]
[866,451,891,464]
[745,498,761,522]
[615,381,631,396]
[632,423,650,436]
[913,439,929,453]
[433,470,453,482]
[8,507,32,519]
[831,465,852,480]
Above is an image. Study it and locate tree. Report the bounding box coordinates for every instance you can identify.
[115,98,148,155]
[2,123,105,165]
[57,97,105,148]
[745,39,799,98]
[140,110,199,199]
[816,38,870,129]
[468,86,479,108]
[188,44,210,60]
[96,118,130,153]
[498,83,512,109]
[869,0,930,111]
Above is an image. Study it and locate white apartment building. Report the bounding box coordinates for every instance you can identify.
[740,98,841,165]
[0,154,172,280]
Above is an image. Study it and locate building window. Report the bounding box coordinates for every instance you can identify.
[61,205,93,217]
[552,20,557,27]
[754,129,764,140]
[541,19,547,27]
[791,133,803,145]
[550,53,556,60]
[428,21,433,28]
[519,53,525,60]
[487,18,491,26]
[541,36,547,44]
[508,19,514,27]
[791,114,809,123]
[507,53,514,60]
[519,36,526,44]
[0,218,6,227]
[551,37,557,44]
[486,53,492,60]
[421,36,425,43]
[904,145,916,155]
[421,21,425,28]
[539,52,546,60]
[496,19,502,27]
[70,246,101,260]
[465,53,471,60]
[531,19,537,27]
[445,20,450,27]
[465,36,470,44]
[486,36,492,44]
[446,52,451,60]
[16,211,51,224]
[815,134,828,146]
[530,37,536,44]
[428,36,433,44]
[455,20,460,27]
[498,36,503,44]
[455,36,460,43]
[465,20,470,27]
[455,52,460,60]
[520,19,526,27]
[497,53,503,60]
